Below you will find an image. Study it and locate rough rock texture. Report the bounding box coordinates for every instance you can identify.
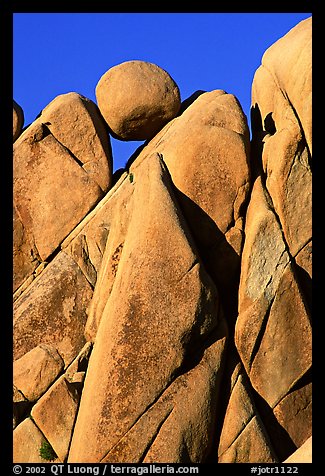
[13,93,113,294]
[13,99,24,142]
[13,203,42,298]
[13,251,93,366]
[74,87,250,341]
[253,17,311,155]
[235,177,312,408]
[96,60,181,140]
[122,88,250,325]
[62,171,132,299]
[251,16,312,310]
[217,362,276,463]
[272,382,312,449]
[31,375,80,462]
[14,344,64,402]
[13,418,57,463]
[235,17,312,462]
[38,92,113,192]
[68,153,228,462]
[13,17,312,465]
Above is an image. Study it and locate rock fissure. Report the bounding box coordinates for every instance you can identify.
[98,382,176,463]
[13,17,312,464]
[218,413,255,458]
[177,259,200,283]
[248,294,275,371]
[43,126,85,168]
[138,409,174,463]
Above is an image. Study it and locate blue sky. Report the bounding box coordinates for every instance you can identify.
[13,13,311,172]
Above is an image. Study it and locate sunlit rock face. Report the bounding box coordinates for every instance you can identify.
[13,17,311,464]
[96,60,181,141]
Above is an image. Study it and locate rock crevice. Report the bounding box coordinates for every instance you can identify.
[13,17,312,464]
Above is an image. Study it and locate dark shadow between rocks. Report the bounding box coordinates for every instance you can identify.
[294,259,312,321]
[207,346,303,463]
[169,320,228,463]
[13,400,33,429]
[177,90,206,115]
[250,103,268,179]
[251,387,303,462]
[116,90,207,173]
[251,103,312,320]
[173,186,242,331]
[112,168,125,185]
[125,142,148,171]
[205,340,241,463]
[264,112,276,135]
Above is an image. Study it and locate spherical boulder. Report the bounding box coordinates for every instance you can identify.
[95,60,181,141]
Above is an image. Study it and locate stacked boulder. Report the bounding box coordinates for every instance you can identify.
[13,18,312,464]
[95,60,181,141]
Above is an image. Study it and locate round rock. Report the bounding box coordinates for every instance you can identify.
[95,60,181,141]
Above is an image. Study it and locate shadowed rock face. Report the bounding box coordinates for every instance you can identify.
[13,17,311,464]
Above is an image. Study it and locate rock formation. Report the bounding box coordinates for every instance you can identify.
[96,60,181,141]
[235,16,312,461]
[13,92,113,295]
[13,18,312,464]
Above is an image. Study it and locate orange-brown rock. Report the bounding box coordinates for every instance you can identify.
[217,363,276,463]
[12,17,312,465]
[98,330,227,463]
[249,263,311,407]
[13,99,112,292]
[37,92,113,192]
[123,89,250,319]
[61,89,250,339]
[13,251,93,366]
[233,17,312,462]
[13,344,64,402]
[219,417,276,463]
[95,60,181,140]
[13,418,53,463]
[13,99,24,142]
[253,17,311,154]
[141,332,227,463]
[148,90,250,235]
[251,17,312,301]
[13,203,42,297]
[31,375,80,462]
[62,171,131,294]
[235,177,312,407]
[267,381,312,460]
[68,153,227,462]
[65,342,92,384]
[161,91,250,298]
